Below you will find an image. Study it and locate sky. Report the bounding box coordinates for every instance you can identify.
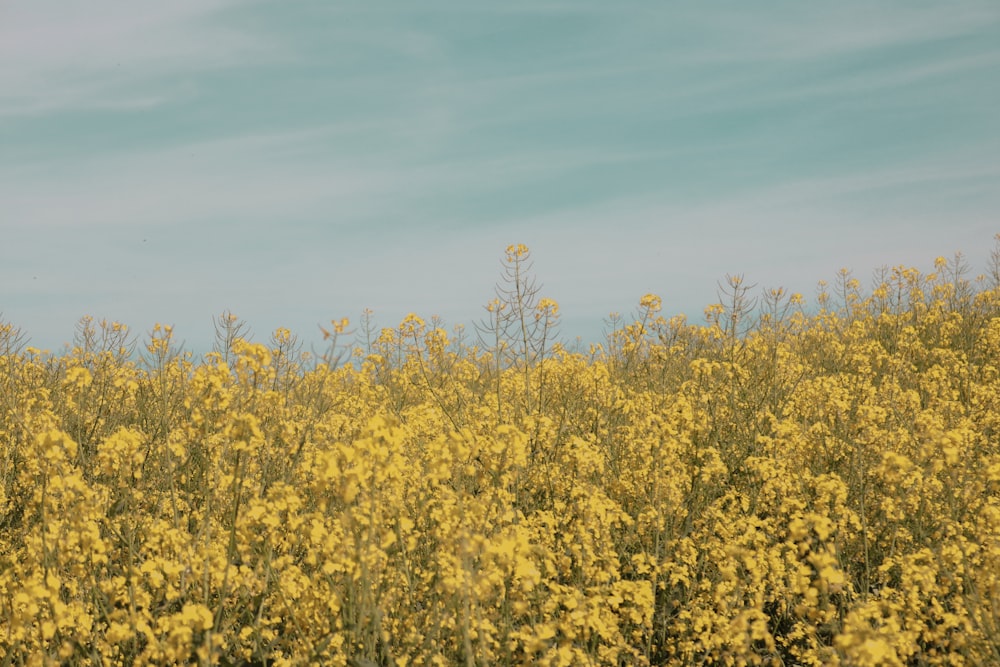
[2,1,999,356]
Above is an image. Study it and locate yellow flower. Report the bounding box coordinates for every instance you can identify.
[506,243,529,259]
[181,603,214,632]
[639,293,662,312]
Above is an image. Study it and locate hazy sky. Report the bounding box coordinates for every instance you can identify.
[3,1,999,355]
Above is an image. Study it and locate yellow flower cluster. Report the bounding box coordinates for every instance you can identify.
[2,248,1000,665]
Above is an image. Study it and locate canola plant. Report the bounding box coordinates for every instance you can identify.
[2,245,1000,666]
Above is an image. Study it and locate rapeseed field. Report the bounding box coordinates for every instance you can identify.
[2,243,1000,666]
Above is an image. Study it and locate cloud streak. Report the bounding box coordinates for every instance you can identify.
[0,0,281,117]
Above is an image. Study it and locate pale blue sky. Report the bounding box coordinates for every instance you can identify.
[2,1,999,354]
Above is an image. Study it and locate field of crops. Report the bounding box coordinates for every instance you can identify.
[3,244,1000,666]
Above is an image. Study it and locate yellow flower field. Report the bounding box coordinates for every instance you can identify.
[3,243,1000,666]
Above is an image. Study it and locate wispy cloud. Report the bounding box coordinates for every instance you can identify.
[0,0,281,117]
[477,152,999,314]
[669,2,1000,64]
